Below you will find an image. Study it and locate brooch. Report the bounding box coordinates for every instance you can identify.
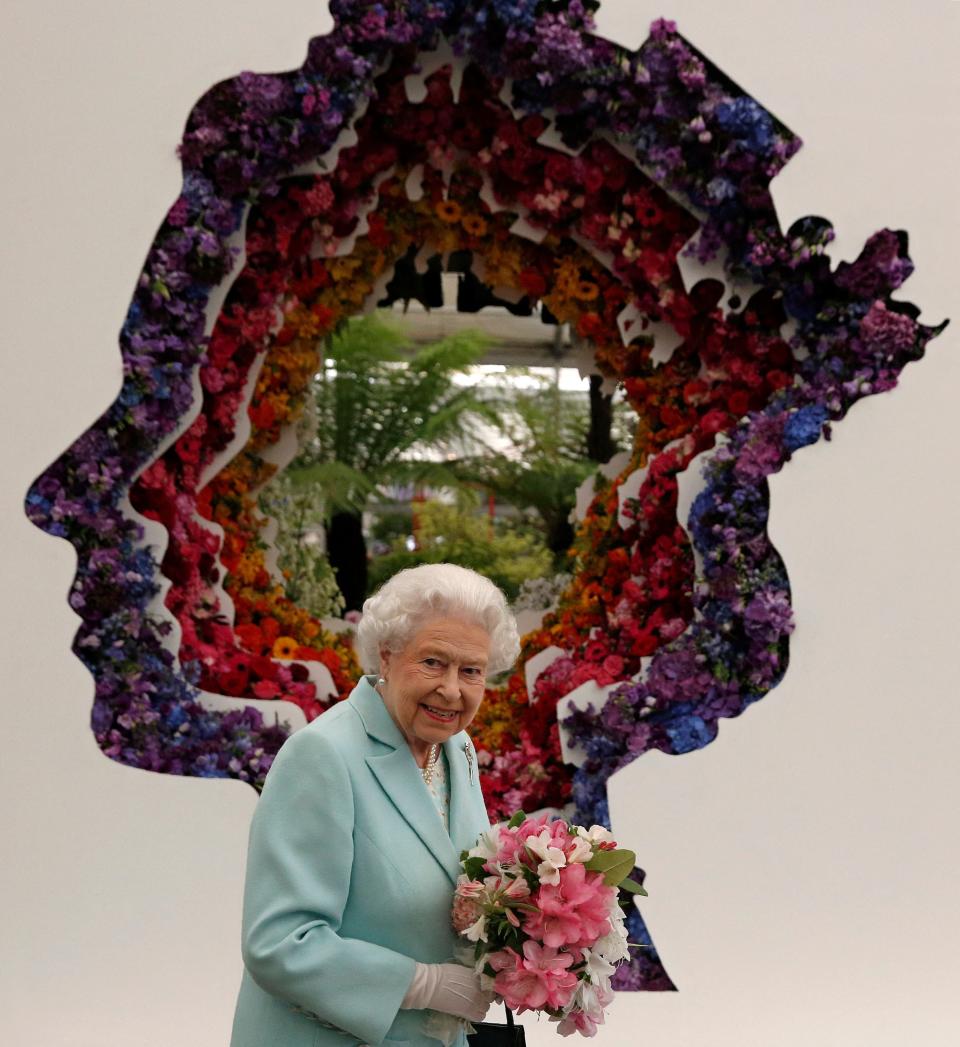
[462,740,475,784]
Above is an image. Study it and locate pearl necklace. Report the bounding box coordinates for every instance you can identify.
[420,743,440,785]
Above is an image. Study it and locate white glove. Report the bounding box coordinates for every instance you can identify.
[400,961,494,1022]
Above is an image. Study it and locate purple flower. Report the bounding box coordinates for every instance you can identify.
[744,589,794,642]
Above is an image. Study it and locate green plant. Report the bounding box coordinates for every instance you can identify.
[368,500,552,602]
[287,312,496,608]
[257,472,345,619]
[452,372,635,565]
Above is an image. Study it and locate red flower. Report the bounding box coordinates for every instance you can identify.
[726,390,750,416]
[765,369,793,390]
[576,313,603,339]
[520,114,548,139]
[544,154,572,185]
[311,303,336,330]
[700,408,729,435]
[584,640,608,663]
[218,669,250,696]
[248,653,278,680]
[232,624,261,649]
[248,400,276,430]
[519,269,547,298]
[581,164,604,195]
[366,212,392,249]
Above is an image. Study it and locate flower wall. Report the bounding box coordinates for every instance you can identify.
[24,1,945,993]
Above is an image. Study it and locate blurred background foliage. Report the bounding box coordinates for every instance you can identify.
[258,307,636,614]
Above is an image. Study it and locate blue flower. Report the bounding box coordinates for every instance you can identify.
[584,734,623,762]
[165,705,188,729]
[715,97,775,155]
[783,404,828,452]
[572,767,610,827]
[664,715,715,754]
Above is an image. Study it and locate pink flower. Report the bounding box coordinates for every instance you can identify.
[457,878,485,899]
[524,863,613,948]
[492,825,526,867]
[556,1008,599,1036]
[602,654,624,678]
[451,895,481,933]
[492,941,579,1013]
[503,876,531,900]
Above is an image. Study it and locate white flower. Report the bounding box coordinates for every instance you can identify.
[590,896,630,962]
[579,946,616,984]
[577,824,616,846]
[525,830,567,885]
[464,914,488,943]
[573,976,616,1022]
[467,825,501,862]
[565,835,594,864]
[592,921,630,963]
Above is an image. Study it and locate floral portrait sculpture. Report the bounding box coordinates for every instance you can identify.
[24,2,946,994]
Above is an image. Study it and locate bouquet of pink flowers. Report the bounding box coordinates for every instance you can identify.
[452,811,646,1037]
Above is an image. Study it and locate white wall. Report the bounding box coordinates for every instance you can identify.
[1,2,957,1045]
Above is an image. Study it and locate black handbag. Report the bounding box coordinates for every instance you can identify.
[467,1005,525,1046]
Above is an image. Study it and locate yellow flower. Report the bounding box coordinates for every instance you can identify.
[272,636,300,660]
[435,199,462,223]
[328,257,362,282]
[461,214,488,237]
[577,280,599,302]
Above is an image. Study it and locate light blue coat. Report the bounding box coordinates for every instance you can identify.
[230,675,492,1047]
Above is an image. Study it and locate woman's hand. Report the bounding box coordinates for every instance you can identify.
[401,961,495,1022]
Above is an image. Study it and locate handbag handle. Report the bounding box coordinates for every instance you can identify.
[504,1005,515,1028]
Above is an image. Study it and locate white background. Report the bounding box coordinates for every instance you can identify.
[1,2,958,1045]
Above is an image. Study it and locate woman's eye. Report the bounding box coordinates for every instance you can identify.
[423,658,442,669]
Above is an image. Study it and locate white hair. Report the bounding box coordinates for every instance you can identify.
[356,563,520,675]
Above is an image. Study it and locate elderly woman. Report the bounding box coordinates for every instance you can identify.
[230,563,520,1047]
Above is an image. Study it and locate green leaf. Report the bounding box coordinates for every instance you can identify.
[462,856,486,880]
[584,848,638,888]
[507,810,526,829]
[619,877,648,896]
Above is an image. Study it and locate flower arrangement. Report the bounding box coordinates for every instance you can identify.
[512,573,573,614]
[453,811,645,1036]
[24,3,947,991]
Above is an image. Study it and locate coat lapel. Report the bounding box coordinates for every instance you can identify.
[351,677,462,886]
[444,733,486,860]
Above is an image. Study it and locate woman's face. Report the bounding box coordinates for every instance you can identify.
[379,614,490,756]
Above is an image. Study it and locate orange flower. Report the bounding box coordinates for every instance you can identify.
[435,199,462,223]
[576,280,599,302]
[576,312,604,339]
[272,635,300,660]
[461,214,488,236]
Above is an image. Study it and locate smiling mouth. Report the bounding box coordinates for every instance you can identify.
[421,704,458,721]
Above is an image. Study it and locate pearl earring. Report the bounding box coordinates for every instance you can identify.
[377,676,386,687]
